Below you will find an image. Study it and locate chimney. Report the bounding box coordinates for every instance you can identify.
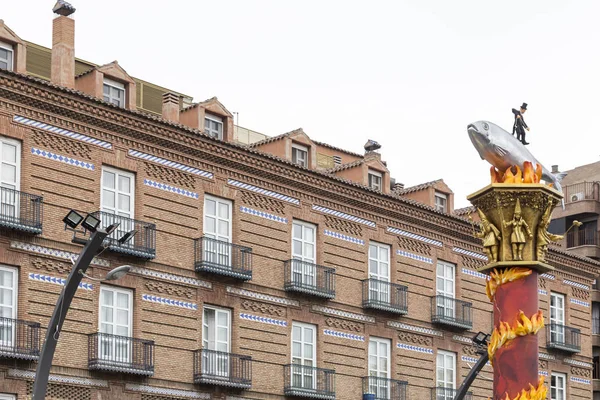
[51,1,76,88]
[551,165,559,173]
[393,182,405,192]
[162,92,180,123]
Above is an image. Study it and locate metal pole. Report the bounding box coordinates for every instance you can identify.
[454,352,489,400]
[32,228,109,400]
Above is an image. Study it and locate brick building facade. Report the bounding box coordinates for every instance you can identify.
[0,5,598,400]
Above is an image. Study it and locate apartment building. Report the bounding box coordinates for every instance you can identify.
[0,4,598,400]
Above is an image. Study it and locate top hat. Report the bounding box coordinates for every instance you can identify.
[521,103,528,110]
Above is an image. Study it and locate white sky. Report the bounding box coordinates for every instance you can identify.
[4,1,600,208]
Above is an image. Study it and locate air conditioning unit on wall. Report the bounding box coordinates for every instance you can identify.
[571,192,584,202]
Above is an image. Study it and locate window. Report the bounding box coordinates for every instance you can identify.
[292,144,308,168]
[99,286,132,362]
[550,292,565,343]
[292,221,316,286]
[291,322,316,390]
[103,78,126,107]
[0,266,17,347]
[0,137,21,220]
[436,261,455,319]
[435,192,447,213]
[593,302,600,335]
[550,372,566,400]
[368,337,391,398]
[0,41,13,71]
[205,114,223,140]
[203,195,232,266]
[203,306,231,377]
[0,394,16,400]
[368,242,390,303]
[368,170,382,191]
[436,350,456,398]
[101,167,135,241]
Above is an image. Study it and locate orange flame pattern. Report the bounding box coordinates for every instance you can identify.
[485,268,533,301]
[490,162,543,185]
[488,310,544,365]
[501,376,548,400]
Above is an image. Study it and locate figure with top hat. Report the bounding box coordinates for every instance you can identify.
[503,199,533,261]
[512,102,530,145]
[474,209,501,263]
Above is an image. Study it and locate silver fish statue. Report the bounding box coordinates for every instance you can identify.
[467,120,566,207]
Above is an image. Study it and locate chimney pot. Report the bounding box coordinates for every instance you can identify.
[162,92,180,123]
[393,182,405,191]
[551,165,559,173]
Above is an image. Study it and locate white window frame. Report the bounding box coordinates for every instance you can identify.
[0,394,16,400]
[205,114,224,140]
[0,265,18,348]
[0,137,21,220]
[436,261,456,320]
[101,166,135,242]
[368,169,383,191]
[435,192,448,213]
[0,40,14,71]
[550,372,566,400]
[98,285,133,363]
[368,241,391,304]
[436,350,456,394]
[103,78,126,108]
[550,292,565,344]
[292,143,309,168]
[203,195,233,267]
[368,337,391,399]
[202,305,231,378]
[291,220,317,287]
[291,321,317,390]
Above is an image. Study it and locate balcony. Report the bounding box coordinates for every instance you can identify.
[0,317,41,360]
[554,182,600,219]
[283,364,335,400]
[88,332,154,376]
[91,211,156,259]
[362,279,408,315]
[194,349,252,389]
[0,188,43,234]
[566,229,600,259]
[362,376,408,400]
[284,260,335,299]
[431,296,473,330]
[431,387,472,400]
[194,237,252,280]
[546,323,581,353]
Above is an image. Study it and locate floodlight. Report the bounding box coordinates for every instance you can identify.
[81,214,101,232]
[472,331,489,346]
[118,230,137,245]
[105,222,121,235]
[62,210,83,229]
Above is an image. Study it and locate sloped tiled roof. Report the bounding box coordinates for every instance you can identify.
[396,179,444,195]
[247,128,304,147]
[561,160,600,186]
[454,206,476,216]
[326,158,365,173]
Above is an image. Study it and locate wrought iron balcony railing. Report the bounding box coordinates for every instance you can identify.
[0,317,40,360]
[593,317,600,335]
[567,229,599,248]
[194,237,252,280]
[431,387,472,400]
[546,323,581,353]
[284,259,335,299]
[431,295,473,329]
[194,349,252,389]
[594,356,600,380]
[283,364,335,400]
[362,376,408,400]
[0,188,43,234]
[91,211,156,259]
[362,279,408,314]
[88,332,154,375]
[564,181,600,203]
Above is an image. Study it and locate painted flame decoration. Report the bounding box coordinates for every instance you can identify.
[486,268,533,301]
[501,376,548,400]
[490,162,544,185]
[488,310,544,365]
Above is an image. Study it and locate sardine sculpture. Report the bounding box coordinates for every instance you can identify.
[467,120,567,208]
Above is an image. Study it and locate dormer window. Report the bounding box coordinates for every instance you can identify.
[368,169,382,191]
[0,41,14,71]
[435,192,447,213]
[292,143,308,167]
[103,78,125,108]
[205,114,223,140]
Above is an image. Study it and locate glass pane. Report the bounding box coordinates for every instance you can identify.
[205,217,216,234]
[101,307,113,324]
[102,291,114,306]
[103,190,115,209]
[205,199,216,216]
[1,164,15,183]
[305,227,314,243]
[292,325,301,340]
[0,270,12,287]
[116,293,129,308]
[218,220,228,236]
[369,341,376,354]
[304,244,313,259]
[304,328,313,344]
[380,247,388,262]
[118,175,131,193]
[2,144,16,163]
[293,240,302,256]
[292,342,301,357]
[0,305,11,317]
[103,171,115,189]
[116,309,128,325]
[369,355,377,370]
[217,312,228,326]
[369,260,378,275]
[218,202,229,218]
[118,194,130,212]
[217,327,228,341]
[1,288,12,306]
[116,326,128,336]
[293,223,302,239]
[103,84,110,95]
[204,119,210,129]
[369,244,377,258]
[304,344,313,358]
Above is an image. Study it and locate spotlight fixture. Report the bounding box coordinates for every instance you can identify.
[472,331,490,346]
[81,214,101,233]
[62,210,83,229]
[105,222,121,235]
[118,230,137,245]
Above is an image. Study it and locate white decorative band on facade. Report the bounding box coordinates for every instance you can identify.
[388,321,443,337]
[128,150,213,178]
[538,289,547,296]
[125,384,210,399]
[144,178,199,199]
[461,355,491,367]
[538,352,555,360]
[324,229,364,245]
[570,376,591,385]
[563,279,590,290]
[538,371,548,376]
[313,205,376,227]
[240,206,288,224]
[312,305,376,323]
[541,273,555,280]
[29,273,93,291]
[130,266,211,288]
[462,268,487,280]
[387,227,443,247]
[323,329,365,342]
[227,286,299,306]
[453,335,473,344]
[452,247,487,260]
[397,342,433,355]
[11,241,109,267]
[563,358,593,368]
[239,313,287,327]
[570,298,590,308]
[397,249,432,264]
[228,179,299,204]
[14,115,113,149]
[8,368,109,387]
[142,294,198,310]
[31,147,95,171]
